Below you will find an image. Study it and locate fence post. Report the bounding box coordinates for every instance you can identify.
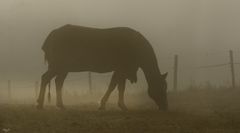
[8,80,11,100]
[88,72,93,93]
[229,50,236,88]
[35,81,39,99]
[173,55,178,91]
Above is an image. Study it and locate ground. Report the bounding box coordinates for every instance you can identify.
[1,89,240,133]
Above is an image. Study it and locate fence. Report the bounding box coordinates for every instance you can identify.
[172,50,240,90]
[1,72,102,102]
[2,49,240,102]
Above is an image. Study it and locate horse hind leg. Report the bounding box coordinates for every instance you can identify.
[55,73,67,110]
[37,70,56,109]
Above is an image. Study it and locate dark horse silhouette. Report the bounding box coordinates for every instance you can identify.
[37,24,168,111]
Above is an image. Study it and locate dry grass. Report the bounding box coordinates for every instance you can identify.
[1,88,240,133]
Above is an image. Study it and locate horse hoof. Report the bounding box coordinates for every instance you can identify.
[120,107,128,111]
[36,105,44,110]
[56,105,66,110]
[118,103,128,111]
[98,106,106,111]
[158,107,168,112]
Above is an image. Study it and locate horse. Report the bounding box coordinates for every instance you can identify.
[36,24,168,111]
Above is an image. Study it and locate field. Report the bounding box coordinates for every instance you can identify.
[1,89,240,133]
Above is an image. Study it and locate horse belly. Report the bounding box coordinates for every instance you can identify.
[50,56,116,73]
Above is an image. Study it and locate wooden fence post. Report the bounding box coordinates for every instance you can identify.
[229,50,236,88]
[88,72,93,93]
[35,81,39,99]
[8,80,11,100]
[173,55,178,91]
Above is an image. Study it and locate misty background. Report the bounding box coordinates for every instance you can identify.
[0,0,240,99]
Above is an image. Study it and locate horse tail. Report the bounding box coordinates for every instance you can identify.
[44,53,48,65]
[42,30,56,65]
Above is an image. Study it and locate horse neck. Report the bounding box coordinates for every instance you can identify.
[138,40,162,87]
[141,61,162,88]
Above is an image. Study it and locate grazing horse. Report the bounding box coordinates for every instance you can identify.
[37,24,168,111]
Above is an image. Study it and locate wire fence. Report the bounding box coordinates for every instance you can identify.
[1,49,240,102]
[168,49,240,91]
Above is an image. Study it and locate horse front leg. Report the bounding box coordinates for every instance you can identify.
[55,73,67,110]
[99,72,118,110]
[117,77,127,111]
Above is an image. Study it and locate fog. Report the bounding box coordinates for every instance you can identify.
[1,0,240,96]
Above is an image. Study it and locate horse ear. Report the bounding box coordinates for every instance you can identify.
[161,72,168,79]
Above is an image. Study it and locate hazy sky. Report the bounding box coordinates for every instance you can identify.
[0,0,240,89]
